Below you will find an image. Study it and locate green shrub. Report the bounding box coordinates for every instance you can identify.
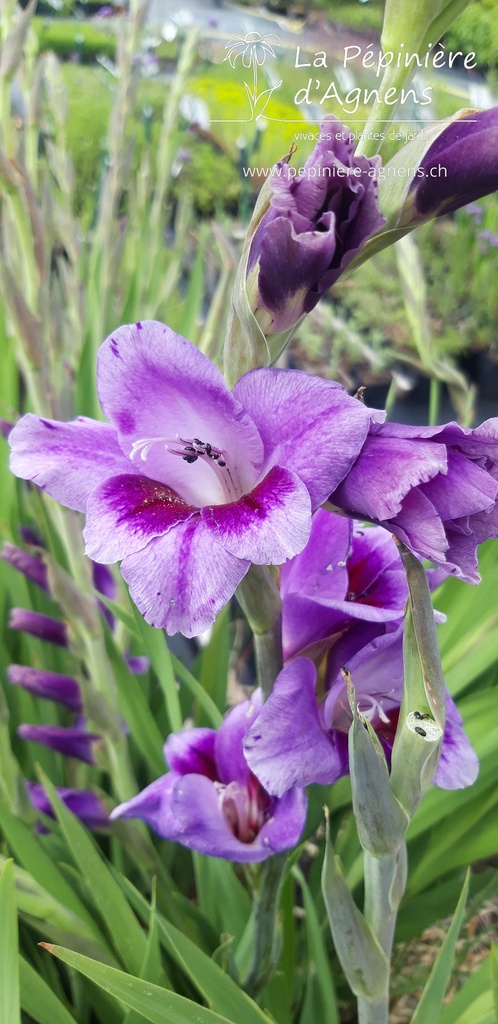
[444,0,498,69]
[33,17,117,62]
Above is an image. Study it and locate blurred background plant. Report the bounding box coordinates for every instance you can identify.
[1,0,498,1022]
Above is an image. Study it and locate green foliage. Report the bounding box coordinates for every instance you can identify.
[33,17,117,62]
[445,0,498,69]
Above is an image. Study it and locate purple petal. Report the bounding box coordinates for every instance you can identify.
[110,774,179,838]
[433,695,479,790]
[9,609,68,647]
[202,466,311,563]
[233,369,370,507]
[7,665,82,711]
[257,787,308,854]
[413,109,498,219]
[17,725,99,764]
[164,728,217,778]
[281,509,351,602]
[9,414,136,512]
[120,518,249,637]
[97,322,264,506]
[421,449,497,520]
[331,434,448,520]
[215,691,263,786]
[244,659,347,796]
[169,774,304,862]
[84,474,198,562]
[126,654,150,675]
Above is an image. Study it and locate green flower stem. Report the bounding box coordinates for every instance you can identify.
[236,565,283,700]
[357,845,407,1024]
[243,850,287,999]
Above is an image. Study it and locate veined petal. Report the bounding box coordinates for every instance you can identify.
[120,518,250,637]
[233,369,371,507]
[84,474,198,562]
[97,322,265,504]
[9,415,136,512]
[168,774,289,863]
[281,509,351,601]
[110,774,179,838]
[215,692,263,786]
[433,696,479,790]
[202,466,311,564]
[244,658,347,796]
[332,435,448,520]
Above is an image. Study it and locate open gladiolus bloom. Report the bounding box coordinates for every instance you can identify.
[9,321,372,637]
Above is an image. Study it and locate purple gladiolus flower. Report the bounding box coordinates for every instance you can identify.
[9,608,68,647]
[26,782,108,831]
[1,542,48,591]
[7,665,82,712]
[111,691,307,862]
[244,647,478,797]
[17,724,100,764]
[326,416,498,583]
[281,511,409,660]
[246,115,385,334]
[9,321,372,637]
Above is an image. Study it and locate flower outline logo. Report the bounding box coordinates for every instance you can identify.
[223,31,282,121]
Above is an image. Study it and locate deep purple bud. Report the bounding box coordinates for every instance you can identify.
[9,608,68,647]
[20,525,44,547]
[1,542,48,591]
[26,782,108,830]
[17,724,99,764]
[92,560,117,629]
[7,665,82,712]
[245,115,385,335]
[126,654,149,675]
[405,109,498,225]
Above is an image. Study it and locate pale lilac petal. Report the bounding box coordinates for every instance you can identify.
[233,369,370,507]
[244,659,347,796]
[120,519,249,637]
[202,466,311,563]
[169,774,303,862]
[331,435,448,520]
[110,774,179,838]
[84,474,198,562]
[433,696,479,789]
[256,787,308,854]
[97,322,264,505]
[164,728,217,778]
[215,692,263,785]
[9,414,136,512]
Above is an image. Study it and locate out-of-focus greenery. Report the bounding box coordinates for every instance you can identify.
[445,0,498,70]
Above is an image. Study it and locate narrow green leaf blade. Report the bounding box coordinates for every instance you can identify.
[0,859,21,1024]
[41,944,238,1024]
[19,956,76,1024]
[37,771,148,976]
[411,872,470,1024]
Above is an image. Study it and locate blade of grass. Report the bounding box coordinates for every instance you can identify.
[0,859,21,1024]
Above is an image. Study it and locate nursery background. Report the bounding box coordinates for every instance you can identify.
[1,0,498,1022]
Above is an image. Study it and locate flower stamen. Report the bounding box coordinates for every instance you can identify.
[130,434,241,501]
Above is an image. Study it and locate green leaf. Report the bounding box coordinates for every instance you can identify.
[0,860,21,1024]
[0,805,103,944]
[293,866,339,1024]
[411,871,470,1024]
[37,771,148,976]
[439,955,495,1024]
[172,654,223,728]
[132,606,182,732]
[42,944,239,1024]
[122,878,270,1024]
[105,630,165,777]
[19,956,76,1024]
